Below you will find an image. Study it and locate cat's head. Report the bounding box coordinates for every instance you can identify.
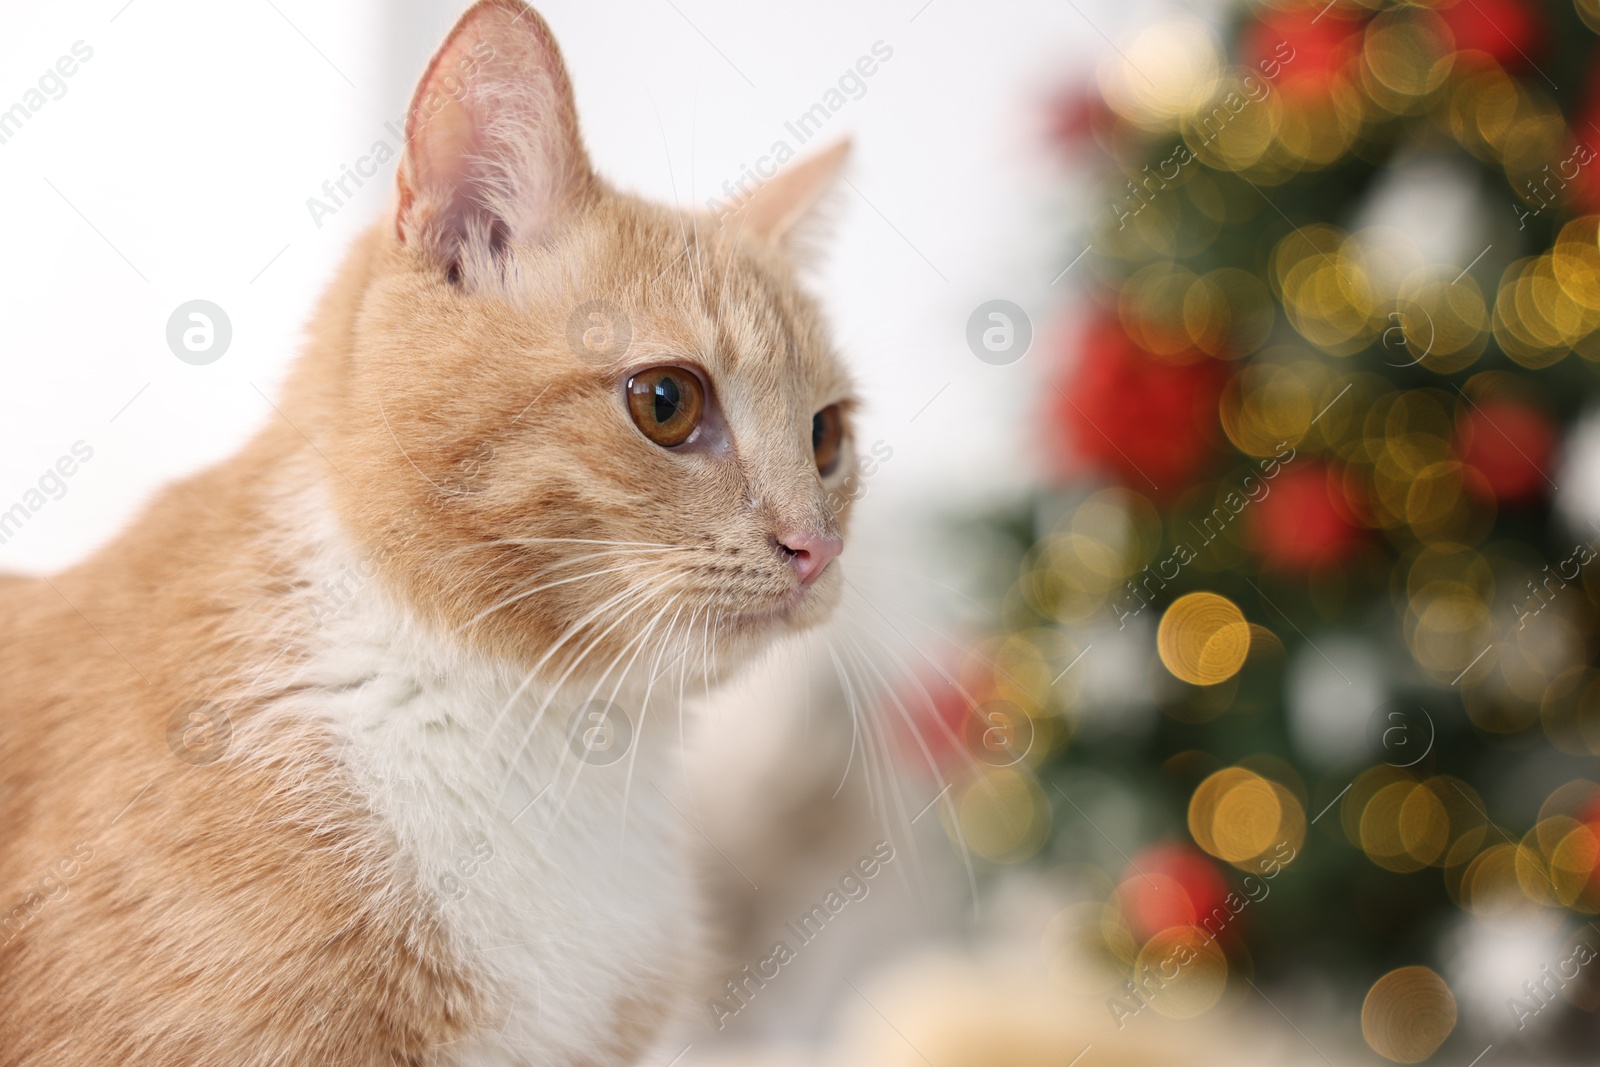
[316,0,856,685]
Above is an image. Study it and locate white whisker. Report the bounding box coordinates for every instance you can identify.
[487,578,660,740]
[621,595,690,841]
[456,558,664,634]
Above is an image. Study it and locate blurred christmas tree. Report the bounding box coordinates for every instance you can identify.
[923,0,1600,1059]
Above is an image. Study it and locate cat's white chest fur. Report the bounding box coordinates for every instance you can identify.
[288,546,697,1065]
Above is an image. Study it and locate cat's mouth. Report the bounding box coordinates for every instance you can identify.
[726,570,841,633]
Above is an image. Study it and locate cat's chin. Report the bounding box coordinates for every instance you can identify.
[731,569,844,638]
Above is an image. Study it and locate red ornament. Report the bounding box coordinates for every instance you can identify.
[1046,87,1114,153]
[1249,462,1360,571]
[1048,315,1226,495]
[1580,792,1600,839]
[1241,6,1366,101]
[1454,398,1555,505]
[1569,62,1600,213]
[1118,843,1230,942]
[1564,792,1600,893]
[1434,0,1541,70]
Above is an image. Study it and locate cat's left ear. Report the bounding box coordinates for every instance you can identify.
[722,139,850,258]
[395,0,595,269]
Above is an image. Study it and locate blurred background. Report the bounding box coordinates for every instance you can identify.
[10,0,1600,1064]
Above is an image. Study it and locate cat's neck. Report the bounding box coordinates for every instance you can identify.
[280,502,688,825]
[267,498,699,1060]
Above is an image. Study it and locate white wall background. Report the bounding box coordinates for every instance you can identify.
[0,0,1202,575]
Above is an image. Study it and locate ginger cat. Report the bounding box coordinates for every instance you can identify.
[0,2,856,1062]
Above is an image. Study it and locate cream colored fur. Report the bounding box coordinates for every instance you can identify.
[294,512,699,1064]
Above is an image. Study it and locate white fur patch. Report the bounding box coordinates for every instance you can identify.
[284,529,700,1065]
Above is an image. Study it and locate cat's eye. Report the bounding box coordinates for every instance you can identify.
[812,404,844,477]
[627,367,705,448]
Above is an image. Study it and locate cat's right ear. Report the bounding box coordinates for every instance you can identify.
[721,139,850,268]
[395,0,595,276]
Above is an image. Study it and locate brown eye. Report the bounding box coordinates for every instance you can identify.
[812,404,843,477]
[627,367,704,448]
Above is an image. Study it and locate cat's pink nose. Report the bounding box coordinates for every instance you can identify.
[777,531,843,586]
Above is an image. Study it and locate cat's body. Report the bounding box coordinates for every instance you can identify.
[0,3,854,1062]
[0,421,492,1062]
[0,421,690,1065]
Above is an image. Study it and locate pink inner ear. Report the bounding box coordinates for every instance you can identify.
[404,94,487,251]
[396,0,592,259]
[723,139,850,250]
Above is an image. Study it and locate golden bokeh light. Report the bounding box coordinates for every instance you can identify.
[951,768,1051,864]
[1492,254,1600,369]
[1361,782,1443,873]
[1212,774,1281,863]
[1553,218,1600,314]
[1515,810,1600,912]
[1120,263,1203,358]
[1134,925,1229,1019]
[1158,592,1251,686]
[1437,65,1559,170]
[1462,842,1542,920]
[1346,771,1488,875]
[1218,361,1320,456]
[1392,269,1489,374]
[1405,588,1495,686]
[1537,781,1600,828]
[1114,260,1277,361]
[1024,489,1163,627]
[1360,8,1453,113]
[983,632,1054,718]
[1501,88,1575,200]
[1550,822,1600,913]
[1273,86,1366,174]
[1579,0,1600,33]
[1190,767,1255,858]
[1361,966,1457,1064]
[1279,238,1382,356]
[1515,823,1564,908]
[1404,542,1493,607]
[1341,766,1412,848]
[1184,76,1278,174]
[1267,781,1307,860]
[1189,766,1305,868]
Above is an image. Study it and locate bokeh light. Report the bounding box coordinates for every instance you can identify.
[1361,966,1458,1063]
[1012,0,1600,1055]
[1158,592,1251,686]
[1189,765,1306,868]
[950,768,1052,864]
[1098,20,1224,129]
[1134,925,1230,1018]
